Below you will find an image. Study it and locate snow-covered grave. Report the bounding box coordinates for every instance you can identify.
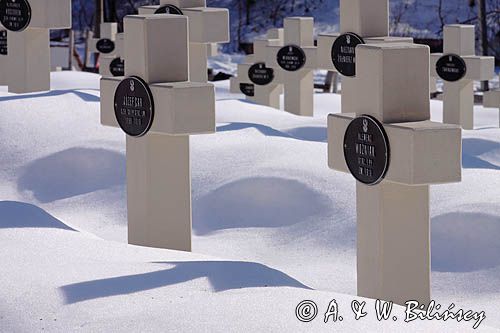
[139,0,229,83]
[329,42,462,306]
[101,14,216,252]
[229,28,284,109]
[266,17,317,117]
[431,25,495,130]
[0,0,71,93]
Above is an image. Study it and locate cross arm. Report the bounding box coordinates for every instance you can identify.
[431,54,495,81]
[101,77,215,135]
[266,45,317,71]
[484,90,500,108]
[328,113,462,185]
[29,0,71,29]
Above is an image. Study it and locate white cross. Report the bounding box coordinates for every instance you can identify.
[89,22,118,75]
[139,0,229,83]
[99,32,125,77]
[100,14,216,252]
[0,0,72,93]
[431,25,495,130]
[264,17,317,117]
[230,28,284,109]
[318,0,413,114]
[484,89,500,127]
[328,43,462,306]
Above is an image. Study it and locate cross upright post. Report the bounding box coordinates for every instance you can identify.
[100,32,125,77]
[230,28,284,109]
[89,22,119,74]
[431,25,495,130]
[328,43,462,305]
[265,17,317,117]
[318,0,413,113]
[139,0,229,83]
[0,0,72,93]
[100,14,216,251]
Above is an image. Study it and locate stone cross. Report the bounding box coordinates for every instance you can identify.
[318,0,413,113]
[139,0,229,83]
[229,28,284,109]
[484,89,500,127]
[431,25,495,130]
[100,32,125,77]
[328,43,462,306]
[89,22,118,74]
[265,17,317,117]
[100,14,215,252]
[0,0,72,93]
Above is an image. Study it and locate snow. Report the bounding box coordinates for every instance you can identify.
[0,71,499,332]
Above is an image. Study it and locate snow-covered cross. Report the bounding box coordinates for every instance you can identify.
[229,28,284,109]
[328,43,462,306]
[89,22,118,74]
[431,25,495,130]
[139,0,229,83]
[99,32,125,77]
[0,0,72,93]
[318,0,412,113]
[484,89,500,128]
[100,14,216,251]
[265,17,317,117]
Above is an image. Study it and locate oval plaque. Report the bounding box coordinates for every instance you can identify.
[0,0,31,32]
[343,115,390,186]
[331,32,365,77]
[114,76,154,137]
[248,63,274,86]
[109,57,125,77]
[154,4,183,15]
[277,45,306,71]
[239,83,255,97]
[0,30,7,55]
[96,39,115,54]
[436,54,467,82]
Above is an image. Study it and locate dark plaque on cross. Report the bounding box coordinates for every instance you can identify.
[114,76,155,137]
[0,30,7,55]
[343,115,390,186]
[154,4,183,15]
[0,0,31,32]
[331,32,364,77]
[110,57,125,77]
[240,83,255,97]
[436,54,467,82]
[96,38,115,54]
[248,63,274,86]
[277,45,306,71]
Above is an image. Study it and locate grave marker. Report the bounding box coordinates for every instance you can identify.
[0,0,72,93]
[483,89,500,127]
[266,17,317,117]
[229,28,284,109]
[328,43,462,306]
[431,25,494,130]
[89,22,118,75]
[100,33,125,77]
[100,14,215,251]
[317,0,413,113]
[139,0,229,83]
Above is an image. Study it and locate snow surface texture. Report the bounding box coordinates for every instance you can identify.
[0,72,499,332]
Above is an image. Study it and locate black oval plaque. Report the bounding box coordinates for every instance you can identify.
[0,0,31,32]
[114,76,154,137]
[248,63,274,86]
[343,115,390,186]
[109,57,124,77]
[331,32,364,77]
[0,30,7,55]
[277,45,306,71]
[154,4,183,15]
[96,38,115,54]
[240,83,255,97]
[436,54,467,82]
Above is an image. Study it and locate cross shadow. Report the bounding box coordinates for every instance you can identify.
[462,138,500,170]
[18,148,126,203]
[0,201,75,231]
[216,122,327,143]
[60,261,312,304]
[0,89,100,103]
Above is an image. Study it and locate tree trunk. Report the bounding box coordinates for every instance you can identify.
[477,0,489,91]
